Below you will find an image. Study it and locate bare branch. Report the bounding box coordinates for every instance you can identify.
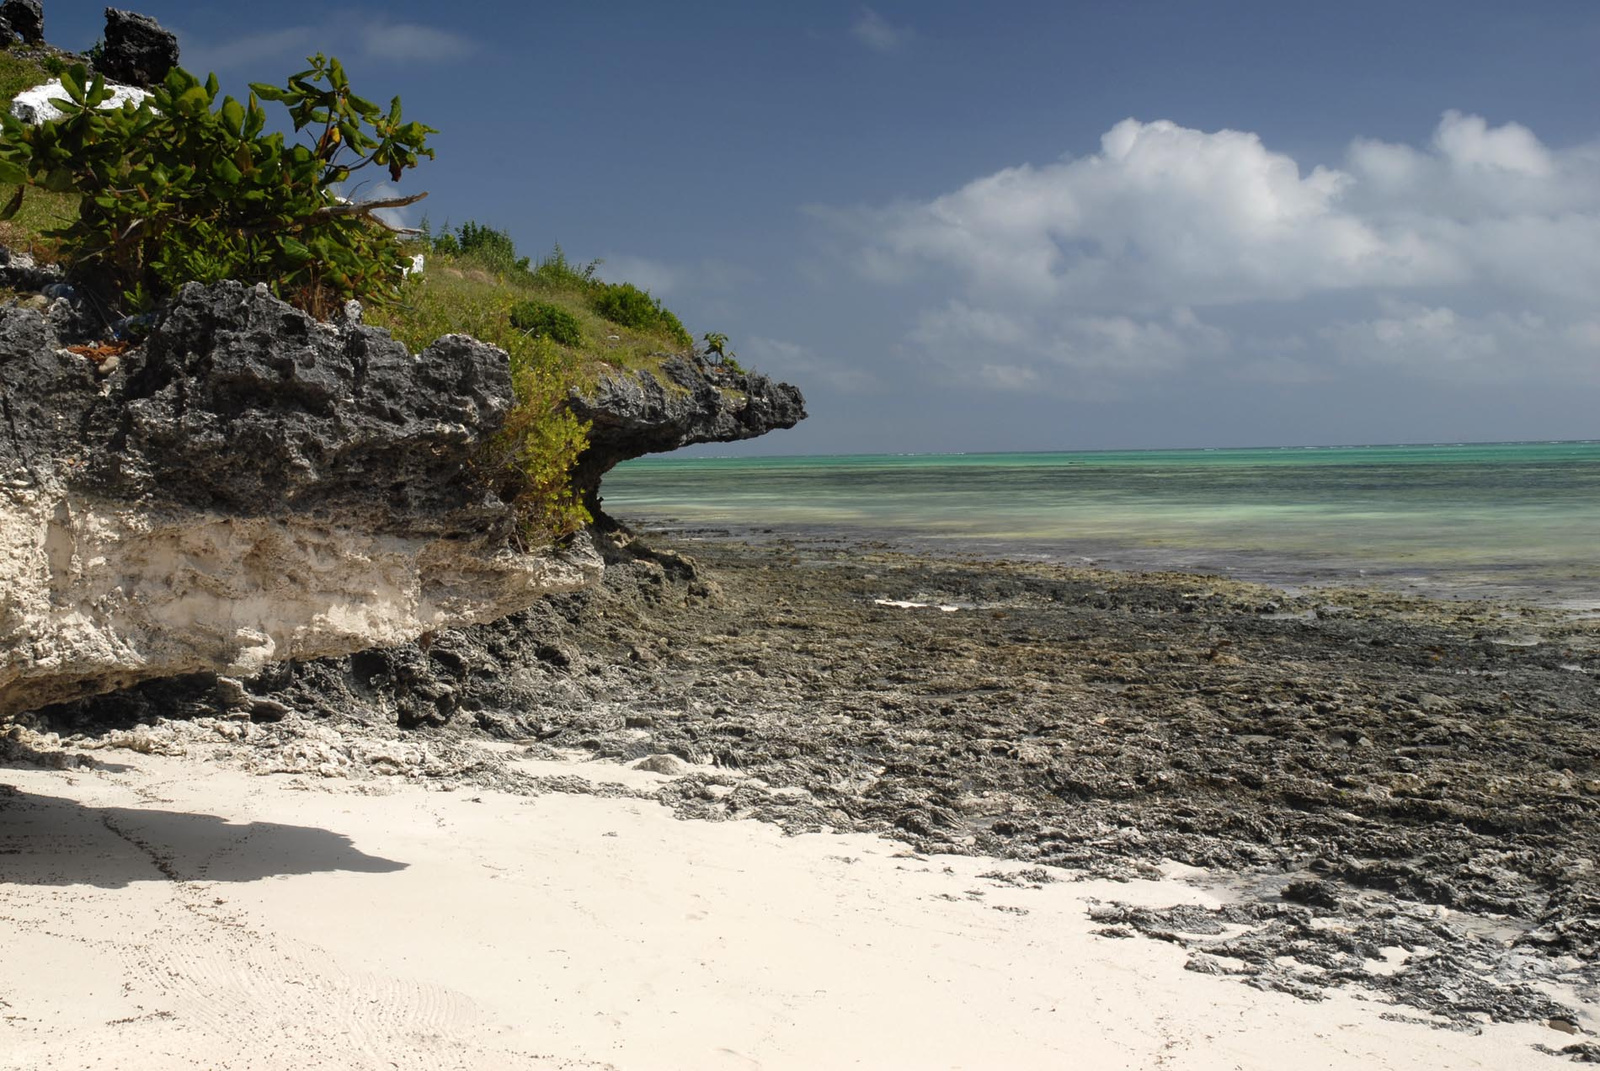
[308,191,428,221]
[240,191,429,237]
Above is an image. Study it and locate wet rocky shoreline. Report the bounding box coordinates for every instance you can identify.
[18,525,1600,1046]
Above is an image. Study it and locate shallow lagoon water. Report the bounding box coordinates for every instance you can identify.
[602,442,1600,606]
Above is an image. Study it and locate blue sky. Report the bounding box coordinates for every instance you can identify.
[50,2,1600,453]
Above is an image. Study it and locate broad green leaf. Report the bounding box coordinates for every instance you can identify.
[221,98,245,136]
[177,86,209,115]
[244,96,266,138]
[59,66,84,104]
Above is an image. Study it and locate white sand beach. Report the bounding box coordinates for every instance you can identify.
[0,728,1577,1070]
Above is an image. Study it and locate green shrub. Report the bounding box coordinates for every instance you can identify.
[592,281,654,328]
[425,220,541,276]
[0,52,74,257]
[509,299,581,346]
[529,243,601,291]
[658,307,691,349]
[453,220,527,274]
[701,331,745,372]
[591,281,692,348]
[493,335,593,543]
[425,218,459,256]
[0,56,435,317]
[371,269,592,542]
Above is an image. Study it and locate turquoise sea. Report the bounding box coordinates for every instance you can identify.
[602,442,1600,606]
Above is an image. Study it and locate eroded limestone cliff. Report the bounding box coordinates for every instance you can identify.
[567,354,806,514]
[0,281,602,717]
[0,280,805,720]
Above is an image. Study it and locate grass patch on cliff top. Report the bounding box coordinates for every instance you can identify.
[363,253,599,542]
[0,50,56,102]
[365,230,704,540]
[0,50,79,259]
[371,239,697,390]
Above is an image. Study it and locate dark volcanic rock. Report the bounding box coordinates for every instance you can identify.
[0,305,95,486]
[2,271,804,717]
[0,279,608,718]
[98,8,180,87]
[567,355,804,513]
[0,247,63,293]
[104,281,513,534]
[0,1,42,45]
[1,279,516,536]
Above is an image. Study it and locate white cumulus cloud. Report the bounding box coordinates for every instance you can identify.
[745,336,882,393]
[357,22,476,63]
[824,112,1600,393]
[182,14,476,75]
[1322,299,1600,385]
[851,8,912,53]
[596,255,682,297]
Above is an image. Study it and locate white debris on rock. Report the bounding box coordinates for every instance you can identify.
[9,78,152,126]
[875,598,964,612]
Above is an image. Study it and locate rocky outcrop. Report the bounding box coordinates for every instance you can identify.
[567,355,806,514]
[21,347,808,727]
[27,527,712,731]
[0,281,601,718]
[0,1,43,46]
[98,8,180,87]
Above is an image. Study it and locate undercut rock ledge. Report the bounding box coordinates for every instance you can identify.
[0,281,602,717]
[567,354,806,515]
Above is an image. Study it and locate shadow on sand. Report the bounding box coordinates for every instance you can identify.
[0,784,407,887]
